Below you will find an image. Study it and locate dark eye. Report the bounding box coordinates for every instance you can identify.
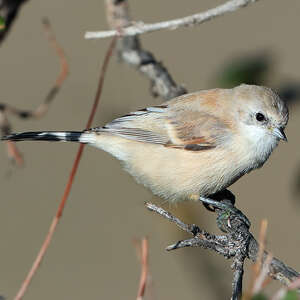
[256,112,266,122]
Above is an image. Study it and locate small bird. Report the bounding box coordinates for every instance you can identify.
[2,84,288,205]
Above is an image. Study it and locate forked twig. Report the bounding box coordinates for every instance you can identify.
[1,18,69,165]
[14,36,117,300]
[145,201,299,299]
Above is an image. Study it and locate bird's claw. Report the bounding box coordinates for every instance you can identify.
[199,196,251,232]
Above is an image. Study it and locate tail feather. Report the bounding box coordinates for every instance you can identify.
[1,131,94,143]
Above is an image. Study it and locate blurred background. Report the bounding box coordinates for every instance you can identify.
[0,0,299,299]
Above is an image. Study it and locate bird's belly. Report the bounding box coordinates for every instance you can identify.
[122,143,235,202]
[95,135,251,203]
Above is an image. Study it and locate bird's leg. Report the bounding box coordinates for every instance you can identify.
[199,189,236,212]
[199,190,250,232]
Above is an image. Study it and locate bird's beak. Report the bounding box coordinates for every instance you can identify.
[273,127,287,142]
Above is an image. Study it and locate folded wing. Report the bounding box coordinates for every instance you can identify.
[88,96,231,151]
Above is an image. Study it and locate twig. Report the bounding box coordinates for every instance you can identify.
[13,36,117,300]
[145,201,299,299]
[1,18,69,165]
[252,253,273,295]
[135,238,149,300]
[6,141,23,165]
[272,265,300,300]
[245,219,272,299]
[86,0,261,39]
[253,220,268,279]
[105,0,186,100]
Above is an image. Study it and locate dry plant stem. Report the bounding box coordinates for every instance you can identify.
[0,18,69,165]
[255,220,268,274]
[136,238,149,300]
[13,37,117,300]
[145,202,300,299]
[252,253,273,295]
[249,219,269,296]
[105,0,186,100]
[6,141,23,165]
[87,0,261,39]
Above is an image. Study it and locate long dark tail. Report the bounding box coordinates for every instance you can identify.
[1,131,94,143]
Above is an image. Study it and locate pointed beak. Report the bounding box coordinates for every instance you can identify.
[273,127,287,142]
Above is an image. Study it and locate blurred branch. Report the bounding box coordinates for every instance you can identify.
[0,0,29,44]
[250,220,273,297]
[0,18,69,165]
[145,200,299,300]
[86,0,261,39]
[105,0,186,100]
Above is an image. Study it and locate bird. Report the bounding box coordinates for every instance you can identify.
[2,84,288,206]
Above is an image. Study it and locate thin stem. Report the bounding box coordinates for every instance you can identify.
[14,36,117,300]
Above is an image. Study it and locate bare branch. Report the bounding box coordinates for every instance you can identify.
[145,200,299,299]
[105,0,186,100]
[0,19,69,165]
[86,0,261,39]
[252,253,273,295]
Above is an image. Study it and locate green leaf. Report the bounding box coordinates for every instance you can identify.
[251,293,268,300]
[213,53,270,88]
[281,290,298,300]
[0,16,5,30]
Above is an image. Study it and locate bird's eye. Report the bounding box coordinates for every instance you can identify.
[256,112,266,122]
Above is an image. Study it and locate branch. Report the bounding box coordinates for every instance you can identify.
[0,18,69,166]
[145,198,299,299]
[13,36,117,300]
[0,0,29,44]
[86,0,261,39]
[105,0,186,100]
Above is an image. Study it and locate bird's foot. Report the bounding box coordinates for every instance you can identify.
[199,196,251,232]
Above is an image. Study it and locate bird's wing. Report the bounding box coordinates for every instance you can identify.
[88,105,170,145]
[88,96,231,151]
[163,109,231,151]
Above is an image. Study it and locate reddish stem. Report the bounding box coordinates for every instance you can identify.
[14,36,117,300]
[6,140,24,166]
[137,238,149,300]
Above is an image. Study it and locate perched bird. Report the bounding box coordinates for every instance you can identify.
[2,84,288,205]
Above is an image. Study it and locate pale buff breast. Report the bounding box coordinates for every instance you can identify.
[95,134,245,202]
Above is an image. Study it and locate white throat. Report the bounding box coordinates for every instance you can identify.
[240,124,279,168]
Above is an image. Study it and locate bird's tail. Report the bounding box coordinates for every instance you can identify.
[1,131,96,144]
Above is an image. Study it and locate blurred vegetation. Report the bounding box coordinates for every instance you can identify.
[214,53,271,88]
[213,52,300,106]
[0,16,5,30]
[251,290,298,300]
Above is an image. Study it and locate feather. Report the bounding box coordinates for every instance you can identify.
[87,96,231,151]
